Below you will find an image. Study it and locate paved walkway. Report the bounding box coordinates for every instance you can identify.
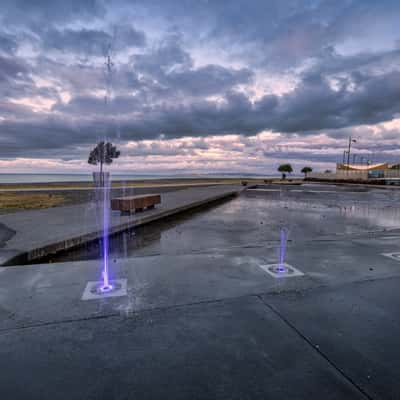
[1,185,400,398]
[0,181,235,192]
[0,184,242,265]
[1,229,400,398]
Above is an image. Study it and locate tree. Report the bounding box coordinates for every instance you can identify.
[277,164,293,180]
[301,166,312,178]
[88,141,120,186]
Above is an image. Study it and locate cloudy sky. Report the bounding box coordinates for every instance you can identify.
[1,0,400,175]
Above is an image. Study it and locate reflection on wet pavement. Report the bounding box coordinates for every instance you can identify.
[44,185,400,263]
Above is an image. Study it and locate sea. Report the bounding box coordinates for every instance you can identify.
[0,173,272,184]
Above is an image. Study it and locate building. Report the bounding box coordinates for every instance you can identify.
[308,162,400,183]
[336,163,389,172]
[336,163,389,178]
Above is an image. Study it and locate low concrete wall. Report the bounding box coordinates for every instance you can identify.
[0,185,242,266]
[308,171,368,180]
[309,169,400,181]
[384,170,400,178]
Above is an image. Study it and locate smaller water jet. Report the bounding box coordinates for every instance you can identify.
[258,227,304,278]
[275,227,289,273]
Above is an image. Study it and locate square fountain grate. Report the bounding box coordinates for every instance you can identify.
[81,279,128,301]
[258,263,304,279]
[382,252,400,261]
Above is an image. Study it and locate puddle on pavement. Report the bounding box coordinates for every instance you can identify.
[35,186,400,264]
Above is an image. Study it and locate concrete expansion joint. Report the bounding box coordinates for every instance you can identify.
[255,295,374,400]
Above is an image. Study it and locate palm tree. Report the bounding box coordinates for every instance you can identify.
[278,164,293,180]
[301,166,312,178]
[88,141,120,186]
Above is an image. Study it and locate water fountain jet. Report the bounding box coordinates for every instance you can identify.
[258,226,304,278]
[81,47,127,301]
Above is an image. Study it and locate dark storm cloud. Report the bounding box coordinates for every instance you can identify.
[1,0,400,165]
[132,36,253,96]
[0,55,27,82]
[2,67,400,158]
[0,117,103,158]
[0,55,61,101]
[0,0,105,28]
[308,46,400,76]
[53,94,143,115]
[134,34,192,72]
[0,55,44,100]
[113,69,400,139]
[164,65,253,97]
[41,26,146,56]
[0,33,17,55]
[119,0,400,68]
[42,29,112,56]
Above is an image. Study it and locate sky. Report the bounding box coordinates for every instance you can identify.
[1,0,400,175]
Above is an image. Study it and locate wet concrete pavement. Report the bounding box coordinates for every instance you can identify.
[1,183,400,399]
[48,183,400,263]
[0,184,241,265]
[264,277,400,400]
[1,294,365,400]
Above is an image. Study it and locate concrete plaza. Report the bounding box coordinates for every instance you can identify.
[1,184,400,399]
[0,184,242,266]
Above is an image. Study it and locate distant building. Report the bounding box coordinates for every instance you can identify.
[336,163,390,179]
[336,163,389,172]
[309,162,400,182]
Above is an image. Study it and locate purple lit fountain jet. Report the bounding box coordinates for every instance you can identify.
[100,178,112,292]
[277,227,289,273]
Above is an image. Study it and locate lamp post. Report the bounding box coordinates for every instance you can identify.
[347,136,357,168]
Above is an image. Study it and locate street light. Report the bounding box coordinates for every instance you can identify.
[347,136,357,168]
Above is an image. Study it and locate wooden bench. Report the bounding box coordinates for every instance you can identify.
[111,194,161,214]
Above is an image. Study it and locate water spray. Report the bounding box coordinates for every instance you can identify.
[100,47,114,292]
[277,227,289,273]
[81,32,128,300]
[258,225,304,279]
[101,173,112,292]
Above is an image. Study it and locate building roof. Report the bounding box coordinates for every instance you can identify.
[337,163,389,171]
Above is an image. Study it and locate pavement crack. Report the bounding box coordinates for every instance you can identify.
[256,294,375,400]
[0,312,120,334]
